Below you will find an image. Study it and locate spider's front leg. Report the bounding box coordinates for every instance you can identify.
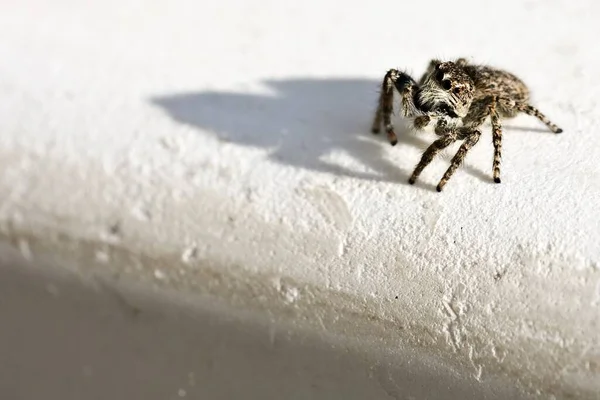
[497,98,563,134]
[408,125,458,186]
[371,69,420,146]
[409,121,483,191]
[436,129,482,191]
[418,59,440,85]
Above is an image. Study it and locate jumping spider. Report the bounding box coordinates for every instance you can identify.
[371,57,562,191]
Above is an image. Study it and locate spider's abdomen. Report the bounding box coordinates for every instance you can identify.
[464,65,530,102]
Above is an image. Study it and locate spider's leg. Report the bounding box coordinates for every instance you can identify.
[436,129,482,192]
[408,132,457,185]
[515,103,563,134]
[491,108,503,183]
[463,96,502,183]
[371,69,420,146]
[418,59,440,85]
[371,69,396,137]
[455,57,469,67]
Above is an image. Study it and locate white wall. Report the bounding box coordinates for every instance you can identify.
[0,0,598,398]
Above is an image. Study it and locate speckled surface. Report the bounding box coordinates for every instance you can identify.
[0,0,599,398]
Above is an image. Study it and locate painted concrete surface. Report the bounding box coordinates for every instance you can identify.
[0,243,527,399]
[0,0,599,398]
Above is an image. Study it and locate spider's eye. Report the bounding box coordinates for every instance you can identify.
[435,71,445,81]
[453,87,461,94]
[442,80,452,90]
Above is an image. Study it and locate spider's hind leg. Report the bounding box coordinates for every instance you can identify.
[497,98,563,134]
[518,103,563,134]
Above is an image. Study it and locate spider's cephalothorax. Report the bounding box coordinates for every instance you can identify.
[371,58,562,191]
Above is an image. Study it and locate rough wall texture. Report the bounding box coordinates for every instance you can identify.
[0,0,598,398]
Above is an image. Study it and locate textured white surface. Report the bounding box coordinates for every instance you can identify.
[0,0,599,398]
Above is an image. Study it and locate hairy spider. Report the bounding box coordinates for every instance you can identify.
[371,57,562,191]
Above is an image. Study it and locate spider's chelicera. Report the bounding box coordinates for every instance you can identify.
[371,58,562,191]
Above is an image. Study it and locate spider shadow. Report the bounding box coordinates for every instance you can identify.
[503,125,551,133]
[150,78,492,190]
